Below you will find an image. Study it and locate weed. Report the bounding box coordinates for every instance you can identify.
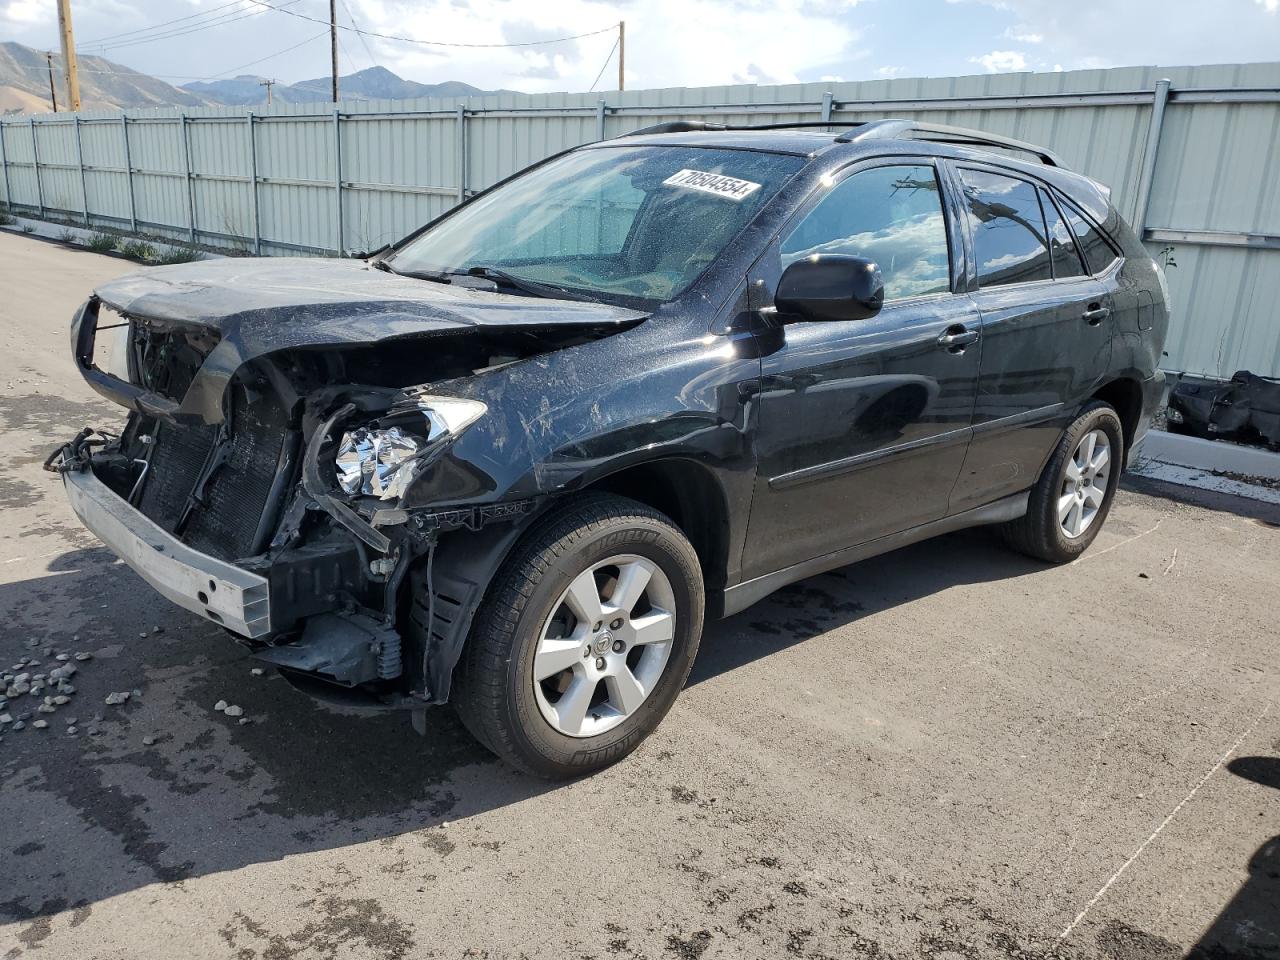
[0,212,14,226]
[58,228,78,243]
[87,231,118,252]
[155,245,202,264]
[119,240,156,261]
[20,223,35,234]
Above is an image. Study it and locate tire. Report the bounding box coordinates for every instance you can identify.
[999,401,1124,563]
[451,493,705,778]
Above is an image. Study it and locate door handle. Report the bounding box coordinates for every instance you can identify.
[1083,305,1111,325]
[938,325,979,353]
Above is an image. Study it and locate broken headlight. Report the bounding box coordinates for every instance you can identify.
[335,396,487,501]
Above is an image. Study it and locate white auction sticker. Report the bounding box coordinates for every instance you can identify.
[662,168,762,201]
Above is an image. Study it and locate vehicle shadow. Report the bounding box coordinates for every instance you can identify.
[1185,756,1280,960]
[0,522,1038,923]
[0,553,554,924]
[690,525,1045,686]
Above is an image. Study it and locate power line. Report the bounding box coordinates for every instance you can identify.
[79,1,304,54]
[338,0,379,71]
[245,0,616,48]
[589,38,619,93]
[70,28,329,83]
[79,0,249,46]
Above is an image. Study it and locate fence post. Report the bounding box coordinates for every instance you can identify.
[333,107,343,256]
[29,117,44,218]
[179,113,197,244]
[1132,78,1171,241]
[246,112,261,256]
[821,91,834,124]
[596,99,607,141]
[74,115,89,227]
[455,105,467,203]
[121,115,137,234]
[0,123,10,209]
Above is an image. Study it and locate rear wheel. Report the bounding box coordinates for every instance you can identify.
[999,401,1123,563]
[452,493,704,778]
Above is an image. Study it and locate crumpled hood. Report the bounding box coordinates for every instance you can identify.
[94,257,646,340]
[83,257,647,424]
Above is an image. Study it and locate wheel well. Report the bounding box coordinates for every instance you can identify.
[584,459,730,590]
[1091,378,1144,455]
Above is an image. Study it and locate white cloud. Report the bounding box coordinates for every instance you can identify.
[876,65,904,77]
[961,0,1280,69]
[344,0,861,93]
[969,49,1028,72]
[0,0,47,24]
[1003,27,1044,42]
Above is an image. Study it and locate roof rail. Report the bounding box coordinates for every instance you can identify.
[618,117,1061,167]
[621,120,869,138]
[838,119,1061,166]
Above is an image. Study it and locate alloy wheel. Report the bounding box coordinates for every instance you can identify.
[1059,428,1111,539]
[532,554,676,738]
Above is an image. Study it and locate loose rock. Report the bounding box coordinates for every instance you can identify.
[32,719,48,730]
[142,736,156,746]
[53,695,70,706]
[250,668,265,677]
[224,705,244,717]
[214,700,228,712]
[55,653,70,662]
[74,652,92,662]
[67,726,77,735]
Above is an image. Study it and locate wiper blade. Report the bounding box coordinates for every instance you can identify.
[373,259,453,284]
[462,266,597,302]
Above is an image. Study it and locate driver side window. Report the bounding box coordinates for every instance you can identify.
[781,164,952,301]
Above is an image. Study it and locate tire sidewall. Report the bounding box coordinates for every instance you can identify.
[501,517,703,773]
[1045,405,1124,558]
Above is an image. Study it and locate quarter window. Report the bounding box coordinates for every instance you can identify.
[1040,189,1086,279]
[959,169,1053,288]
[781,164,951,301]
[1058,196,1119,275]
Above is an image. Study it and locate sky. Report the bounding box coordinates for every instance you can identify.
[2,0,1279,92]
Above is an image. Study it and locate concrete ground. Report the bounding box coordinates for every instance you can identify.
[1,229,1277,960]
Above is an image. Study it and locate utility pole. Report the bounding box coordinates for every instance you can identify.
[259,78,276,105]
[45,53,58,112]
[617,21,625,91]
[56,0,81,111]
[329,0,339,103]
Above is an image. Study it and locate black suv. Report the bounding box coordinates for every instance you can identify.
[53,119,1168,777]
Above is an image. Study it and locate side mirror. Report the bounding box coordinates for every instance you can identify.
[774,255,884,323]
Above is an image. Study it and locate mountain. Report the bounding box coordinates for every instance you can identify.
[292,66,495,101]
[182,75,328,106]
[188,66,503,106]
[0,42,503,115]
[0,41,212,113]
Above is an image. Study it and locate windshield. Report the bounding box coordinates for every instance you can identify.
[386,145,805,304]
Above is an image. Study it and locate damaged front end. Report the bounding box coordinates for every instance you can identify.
[49,261,642,710]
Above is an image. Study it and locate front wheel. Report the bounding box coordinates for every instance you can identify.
[451,493,704,778]
[999,401,1124,563]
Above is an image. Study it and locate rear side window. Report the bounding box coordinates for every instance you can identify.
[781,164,951,301]
[1058,196,1119,275]
[958,168,1052,288]
[1040,190,1086,279]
